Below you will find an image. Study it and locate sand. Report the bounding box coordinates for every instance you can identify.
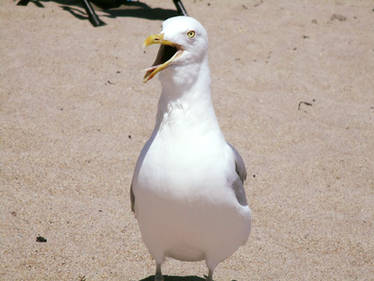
[1,0,373,280]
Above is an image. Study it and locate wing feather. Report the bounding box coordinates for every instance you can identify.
[228,143,248,206]
[130,182,135,213]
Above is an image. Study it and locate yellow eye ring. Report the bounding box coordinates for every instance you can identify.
[187,30,196,38]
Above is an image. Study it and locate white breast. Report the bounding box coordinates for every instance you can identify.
[133,123,251,264]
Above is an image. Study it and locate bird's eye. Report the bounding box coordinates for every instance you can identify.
[187,30,196,39]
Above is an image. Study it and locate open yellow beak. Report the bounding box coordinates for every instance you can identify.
[143,33,183,82]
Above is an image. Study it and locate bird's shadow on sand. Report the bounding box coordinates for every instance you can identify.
[139,275,205,281]
[19,0,179,23]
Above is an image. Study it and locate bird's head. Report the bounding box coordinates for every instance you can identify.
[143,16,208,83]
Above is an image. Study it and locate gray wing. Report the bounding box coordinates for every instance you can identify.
[130,181,135,213]
[228,143,248,206]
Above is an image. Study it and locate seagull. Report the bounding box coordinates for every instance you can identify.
[130,16,251,281]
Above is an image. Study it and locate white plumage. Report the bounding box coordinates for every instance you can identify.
[130,16,251,281]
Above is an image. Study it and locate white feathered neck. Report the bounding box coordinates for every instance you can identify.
[154,56,222,139]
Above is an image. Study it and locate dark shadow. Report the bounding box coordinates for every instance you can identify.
[61,5,89,20]
[31,0,46,7]
[102,7,178,21]
[91,0,150,10]
[17,0,181,23]
[19,0,82,6]
[140,275,205,281]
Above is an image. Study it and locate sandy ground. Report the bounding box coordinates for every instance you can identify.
[1,0,374,280]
